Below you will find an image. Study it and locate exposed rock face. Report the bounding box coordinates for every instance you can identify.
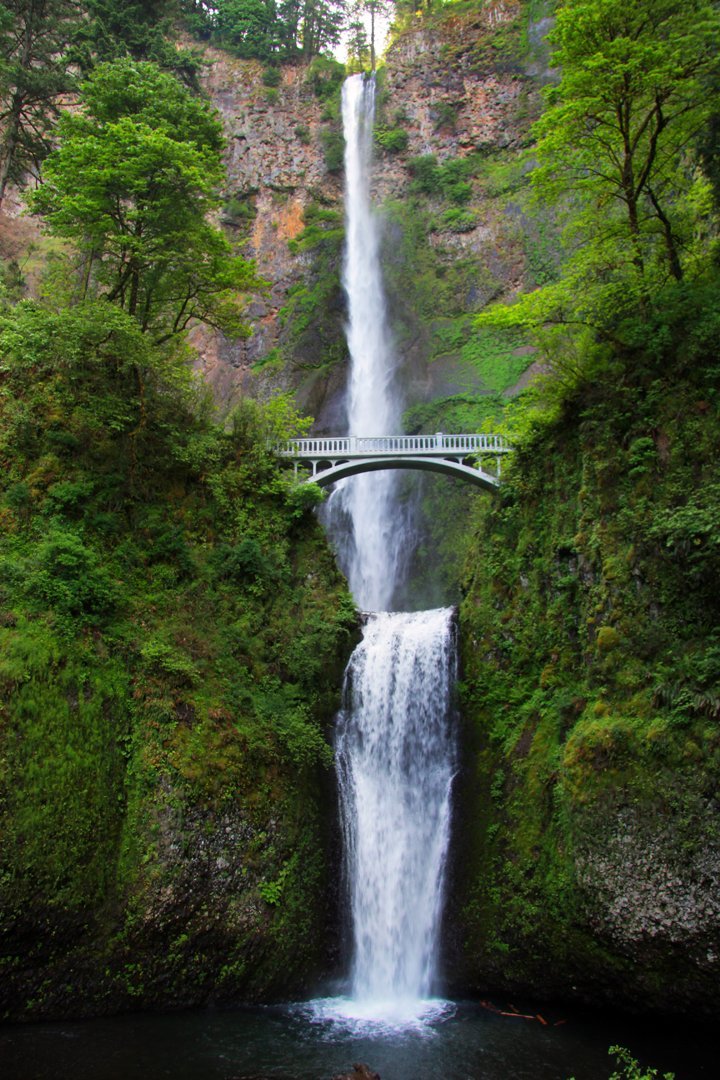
[194,50,343,403]
[377,3,526,192]
[203,54,332,194]
[574,803,720,974]
[195,5,540,415]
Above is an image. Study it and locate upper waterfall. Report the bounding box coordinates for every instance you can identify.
[322,74,410,611]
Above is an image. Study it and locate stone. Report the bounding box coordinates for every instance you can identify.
[332,1066,381,1080]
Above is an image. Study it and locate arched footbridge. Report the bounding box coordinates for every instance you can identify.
[275,433,512,491]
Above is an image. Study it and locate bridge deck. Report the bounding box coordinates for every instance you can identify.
[276,433,511,459]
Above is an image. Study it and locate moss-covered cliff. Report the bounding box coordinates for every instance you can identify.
[0,301,356,1022]
[453,283,720,1016]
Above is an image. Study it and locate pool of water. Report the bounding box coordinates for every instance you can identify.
[0,996,713,1080]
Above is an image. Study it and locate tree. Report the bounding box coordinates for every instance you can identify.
[183,0,347,59]
[213,0,279,60]
[534,0,720,287]
[299,0,345,59]
[477,0,720,345]
[74,1,201,84]
[29,59,263,342]
[0,1,82,206]
[362,0,389,70]
[345,2,370,70]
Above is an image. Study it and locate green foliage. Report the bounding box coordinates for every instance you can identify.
[140,636,200,685]
[279,202,346,368]
[78,1,201,83]
[457,267,720,1006]
[437,207,477,233]
[262,64,282,86]
[305,54,346,99]
[432,100,458,132]
[288,202,344,253]
[213,0,279,60]
[182,0,348,62]
[0,0,81,203]
[407,152,478,203]
[24,527,121,621]
[374,124,409,154]
[0,270,356,1016]
[460,327,532,393]
[28,58,263,343]
[222,193,258,232]
[478,0,720,355]
[321,127,344,172]
[608,1045,674,1080]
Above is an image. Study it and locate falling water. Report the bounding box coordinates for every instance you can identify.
[320,74,458,1023]
[323,74,408,612]
[336,609,457,1012]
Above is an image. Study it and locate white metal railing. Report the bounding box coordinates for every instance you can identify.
[276,433,512,457]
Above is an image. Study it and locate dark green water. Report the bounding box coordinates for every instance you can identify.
[0,997,713,1079]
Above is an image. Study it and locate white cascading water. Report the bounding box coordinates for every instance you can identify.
[336,608,457,1012]
[323,74,407,612]
[317,73,458,1025]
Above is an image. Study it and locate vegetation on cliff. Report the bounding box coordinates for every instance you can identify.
[0,53,355,1020]
[454,0,720,1015]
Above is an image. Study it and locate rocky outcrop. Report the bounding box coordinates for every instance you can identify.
[194,49,343,404]
[378,1,527,191]
[574,801,720,981]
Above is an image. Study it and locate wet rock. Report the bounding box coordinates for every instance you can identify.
[332,1066,381,1080]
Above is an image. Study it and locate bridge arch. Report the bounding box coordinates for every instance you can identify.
[303,455,500,491]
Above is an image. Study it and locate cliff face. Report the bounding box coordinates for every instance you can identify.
[0,304,358,1020]
[188,50,341,408]
[196,2,547,432]
[452,322,720,1016]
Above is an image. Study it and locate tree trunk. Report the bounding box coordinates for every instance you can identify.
[647,186,683,282]
[370,4,375,71]
[0,100,22,208]
[0,0,37,209]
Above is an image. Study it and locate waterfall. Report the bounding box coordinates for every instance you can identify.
[320,74,457,1021]
[322,74,408,612]
[336,609,457,1008]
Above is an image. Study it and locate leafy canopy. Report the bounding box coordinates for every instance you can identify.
[181,0,348,61]
[29,59,263,342]
[477,0,720,344]
[0,0,83,204]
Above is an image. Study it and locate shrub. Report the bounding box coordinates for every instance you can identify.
[306,56,345,100]
[438,207,478,233]
[262,66,281,87]
[321,129,344,173]
[26,528,120,619]
[374,126,409,154]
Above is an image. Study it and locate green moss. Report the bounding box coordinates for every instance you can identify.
[455,285,720,1009]
[0,304,357,1020]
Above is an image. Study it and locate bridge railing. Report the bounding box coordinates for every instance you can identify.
[275,433,512,457]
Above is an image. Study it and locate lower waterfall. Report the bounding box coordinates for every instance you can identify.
[336,609,457,1010]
